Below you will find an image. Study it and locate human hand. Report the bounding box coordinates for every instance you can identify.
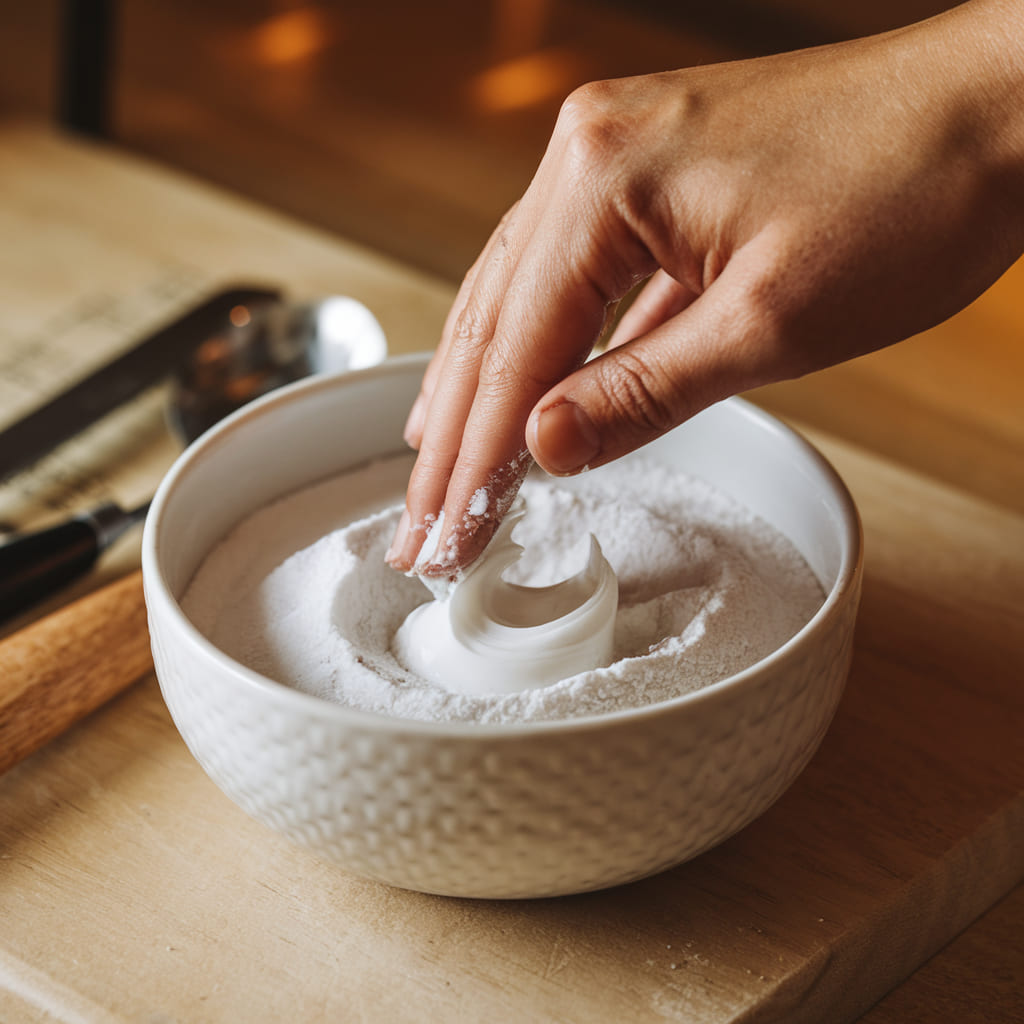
[387,0,1024,576]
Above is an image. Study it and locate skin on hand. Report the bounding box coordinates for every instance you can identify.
[387,0,1024,577]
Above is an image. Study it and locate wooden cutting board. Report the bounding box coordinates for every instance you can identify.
[0,124,1022,1023]
[1,433,1021,1024]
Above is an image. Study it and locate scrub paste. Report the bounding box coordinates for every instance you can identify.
[182,453,824,724]
[394,502,620,695]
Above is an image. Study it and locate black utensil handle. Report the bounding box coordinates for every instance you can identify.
[0,518,100,623]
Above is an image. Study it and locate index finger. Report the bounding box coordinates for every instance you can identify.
[413,211,652,576]
[385,207,526,571]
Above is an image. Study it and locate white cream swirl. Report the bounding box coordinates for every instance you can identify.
[392,505,619,695]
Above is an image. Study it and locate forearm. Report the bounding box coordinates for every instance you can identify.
[904,0,1024,257]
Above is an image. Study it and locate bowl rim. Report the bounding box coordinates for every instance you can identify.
[143,352,863,738]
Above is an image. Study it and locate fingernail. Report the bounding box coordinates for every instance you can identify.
[403,394,426,448]
[385,508,411,566]
[533,400,601,475]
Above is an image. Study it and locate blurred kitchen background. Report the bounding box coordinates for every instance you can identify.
[0,0,960,283]
[5,0,1023,516]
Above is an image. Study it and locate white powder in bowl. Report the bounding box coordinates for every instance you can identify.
[181,453,824,724]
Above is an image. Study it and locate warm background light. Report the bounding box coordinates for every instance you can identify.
[247,7,335,67]
[492,0,550,57]
[469,47,583,114]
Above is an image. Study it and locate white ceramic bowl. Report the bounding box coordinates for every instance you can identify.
[142,354,862,899]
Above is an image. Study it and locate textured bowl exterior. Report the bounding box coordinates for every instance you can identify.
[144,357,862,899]
[148,581,857,899]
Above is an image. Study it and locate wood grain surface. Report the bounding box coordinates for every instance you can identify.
[0,570,149,775]
[0,125,1021,1023]
[1,428,1021,1024]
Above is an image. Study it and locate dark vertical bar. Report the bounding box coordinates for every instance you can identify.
[58,0,115,137]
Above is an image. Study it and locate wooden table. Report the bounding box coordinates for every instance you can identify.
[0,123,1021,1023]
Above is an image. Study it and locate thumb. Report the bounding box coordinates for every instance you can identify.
[526,256,781,475]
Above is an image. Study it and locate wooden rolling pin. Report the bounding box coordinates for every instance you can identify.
[0,569,152,775]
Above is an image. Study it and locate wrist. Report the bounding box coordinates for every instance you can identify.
[920,1,1024,234]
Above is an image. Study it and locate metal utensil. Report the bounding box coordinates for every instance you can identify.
[0,295,388,623]
[0,285,282,484]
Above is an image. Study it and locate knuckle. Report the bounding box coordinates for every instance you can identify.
[597,348,678,437]
[557,81,626,175]
[557,80,612,130]
[477,342,514,389]
[477,342,545,399]
[494,201,519,235]
[486,213,519,268]
[554,82,659,262]
[449,302,493,356]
